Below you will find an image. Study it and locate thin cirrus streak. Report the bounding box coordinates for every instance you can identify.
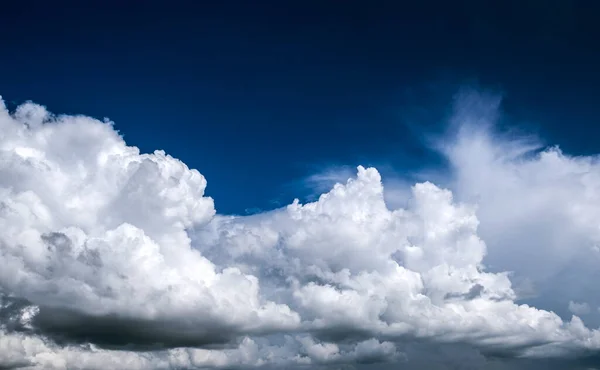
[1,93,600,370]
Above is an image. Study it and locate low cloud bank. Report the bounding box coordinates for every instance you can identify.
[1,94,600,369]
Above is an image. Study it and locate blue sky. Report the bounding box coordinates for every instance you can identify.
[2,1,599,215]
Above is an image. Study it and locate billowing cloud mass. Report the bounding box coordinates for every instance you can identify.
[1,94,600,369]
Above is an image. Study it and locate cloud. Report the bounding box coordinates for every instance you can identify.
[0,100,299,352]
[437,91,600,329]
[301,165,415,210]
[570,302,592,316]
[1,94,600,369]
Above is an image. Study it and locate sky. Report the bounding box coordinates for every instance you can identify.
[1,1,600,369]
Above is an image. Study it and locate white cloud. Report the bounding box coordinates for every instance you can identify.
[1,95,600,369]
[569,301,591,316]
[0,100,299,353]
[438,92,600,328]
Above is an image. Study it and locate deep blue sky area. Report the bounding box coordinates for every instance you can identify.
[1,1,599,214]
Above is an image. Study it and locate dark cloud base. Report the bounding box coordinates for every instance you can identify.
[1,294,238,351]
[33,307,237,350]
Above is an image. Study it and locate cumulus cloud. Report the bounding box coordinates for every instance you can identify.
[1,94,600,369]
